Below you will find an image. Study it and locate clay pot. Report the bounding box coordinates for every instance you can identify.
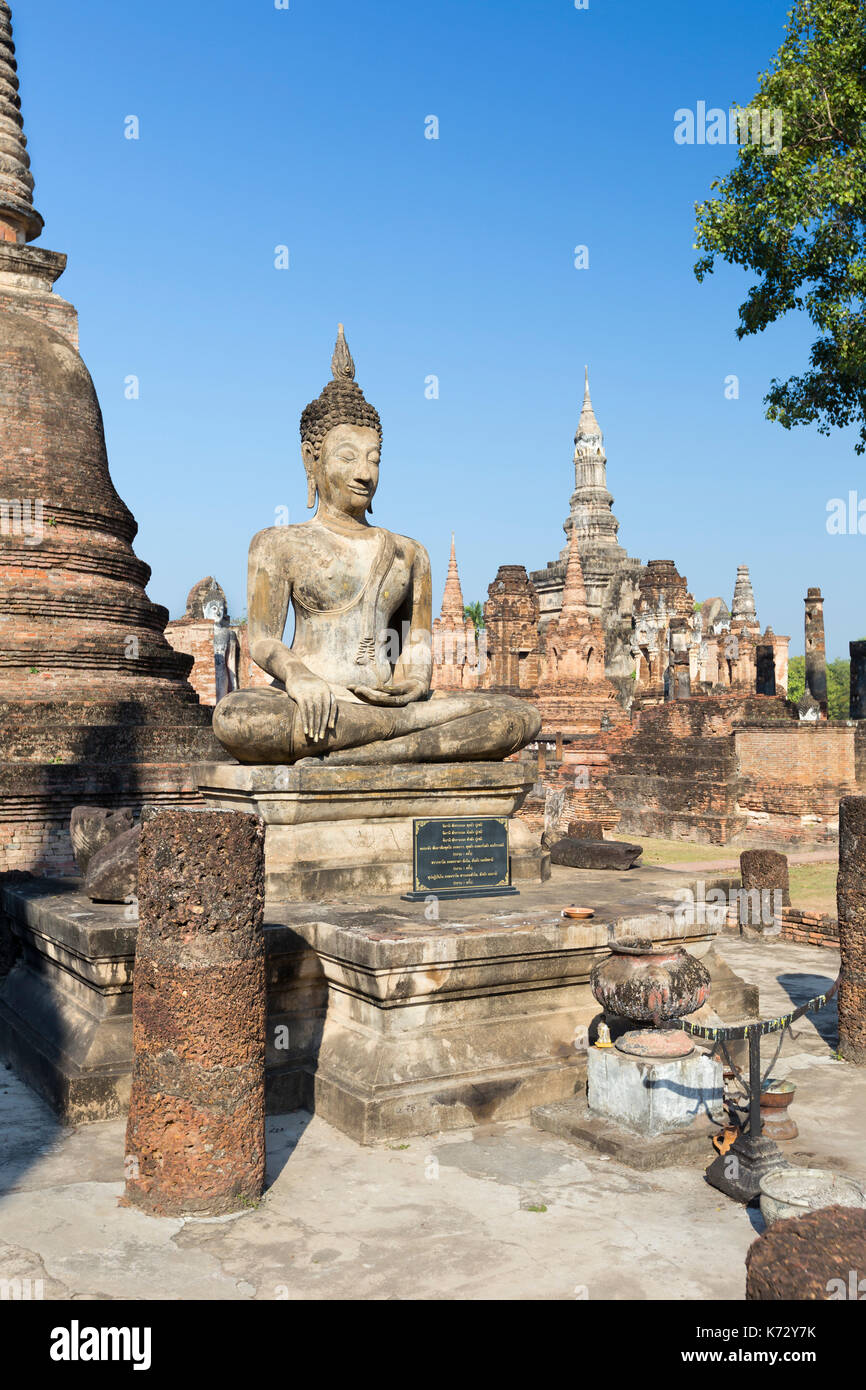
[590,938,711,1026]
[760,1079,798,1141]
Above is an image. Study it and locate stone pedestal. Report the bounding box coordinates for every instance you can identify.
[586,1046,723,1137]
[0,879,138,1121]
[196,761,549,901]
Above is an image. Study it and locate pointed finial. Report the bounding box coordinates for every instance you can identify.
[331,324,356,383]
[0,1,44,243]
[575,362,603,446]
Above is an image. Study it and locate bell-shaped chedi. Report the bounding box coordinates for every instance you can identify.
[0,1,224,873]
[0,309,205,698]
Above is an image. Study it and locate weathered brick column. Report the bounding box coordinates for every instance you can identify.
[805,587,828,715]
[123,810,266,1216]
[837,796,866,1064]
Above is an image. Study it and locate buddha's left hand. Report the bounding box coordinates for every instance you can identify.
[349,679,427,707]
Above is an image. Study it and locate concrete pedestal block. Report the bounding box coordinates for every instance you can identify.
[196,761,549,900]
[587,1045,723,1137]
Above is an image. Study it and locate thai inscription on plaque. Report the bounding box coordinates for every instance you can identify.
[402,816,518,902]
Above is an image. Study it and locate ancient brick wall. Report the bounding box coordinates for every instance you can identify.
[779,908,839,949]
[735,722,857,840]
[164,622,218,706]
[606,700,746,843]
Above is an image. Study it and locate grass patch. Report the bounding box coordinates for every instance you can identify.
[789,862,837,916]
[636,837,740,867]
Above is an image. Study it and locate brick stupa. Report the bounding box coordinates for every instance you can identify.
[431,536,479,692]
[535,527,624,735]
[0,0,224,872]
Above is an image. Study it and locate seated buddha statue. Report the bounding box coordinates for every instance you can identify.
[212,327,541,766]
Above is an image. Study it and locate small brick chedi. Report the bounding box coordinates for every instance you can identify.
[0,1,223,874]
[123,811,266,1218]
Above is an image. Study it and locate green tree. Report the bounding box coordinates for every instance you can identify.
[827,658,851,717]
[787,654,806,703]
[464,601,484,632]
[694,0,866,451]
[786,653,851,716]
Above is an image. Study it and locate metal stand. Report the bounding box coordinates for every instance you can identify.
[682,977,840,1205]
[705,1030,787,1201]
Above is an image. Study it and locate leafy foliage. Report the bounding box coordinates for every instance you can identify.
[694,0,866,450]
[786,653,851,716]
[464,601,485,631]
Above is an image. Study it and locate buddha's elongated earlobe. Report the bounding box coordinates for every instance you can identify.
[306,472,317,510]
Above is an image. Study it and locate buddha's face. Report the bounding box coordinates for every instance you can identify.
[304,424,381,519]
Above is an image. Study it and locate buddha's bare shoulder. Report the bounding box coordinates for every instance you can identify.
[248,523,319,560]
[387,529,430,568]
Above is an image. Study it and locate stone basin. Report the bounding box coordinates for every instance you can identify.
[759,1167,866,1226]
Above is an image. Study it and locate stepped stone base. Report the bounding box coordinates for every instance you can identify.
[0,876,758,1141]
[531,1095,719,1170]
[196,760,550,900]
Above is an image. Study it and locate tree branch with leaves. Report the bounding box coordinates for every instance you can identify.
[694,0,866,451]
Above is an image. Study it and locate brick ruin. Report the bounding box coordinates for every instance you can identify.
[425,373,865,846]
[0,1,226,874]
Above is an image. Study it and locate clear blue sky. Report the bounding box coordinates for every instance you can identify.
[13,0,863,657]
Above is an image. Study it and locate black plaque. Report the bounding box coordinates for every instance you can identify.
[401,816,518,902]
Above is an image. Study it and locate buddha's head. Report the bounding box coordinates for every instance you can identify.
[300,326,382,519]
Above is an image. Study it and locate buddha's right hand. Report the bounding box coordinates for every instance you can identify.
[285,672,337,743]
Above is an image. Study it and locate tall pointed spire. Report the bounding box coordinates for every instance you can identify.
[560,526,590,622]
[439,532,466,622]
[0,2,43,243]
[575,365,604,453]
